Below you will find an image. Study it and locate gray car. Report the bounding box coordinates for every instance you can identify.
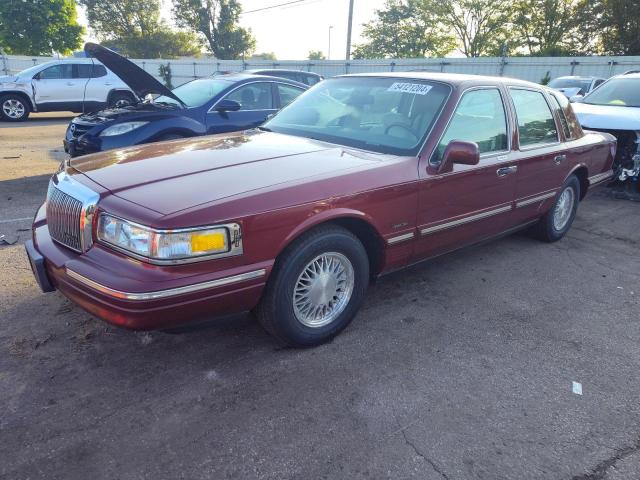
[0,58,134,122]
[548,76,606,98]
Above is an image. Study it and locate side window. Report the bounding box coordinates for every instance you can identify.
[548,93,572,140]
[38,64,73,79]
[225,83,273,110]
[92,65,107,78]
[306,75,321,86]
[433,88,508,163]
[510,88,558,147]
[277,83,305,107]
[75,64,93,78]
[593,79,604,89]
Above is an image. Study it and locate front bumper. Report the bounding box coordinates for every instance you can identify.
[28,206,271,330]
[63,136,100,157]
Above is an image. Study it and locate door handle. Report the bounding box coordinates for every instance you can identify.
[104,82,112,86]
[554,154,567,164]
[66,82,75,86]
[497,165,518,177]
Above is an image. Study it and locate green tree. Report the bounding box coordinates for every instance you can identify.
[80,0,200,58]
[0,0,83,55]
[598,0,640,55]
[353,0,455,59]
[308,50,326,60]
[512,0,594,56]
[172,0,256,59]
[435,0,513,57]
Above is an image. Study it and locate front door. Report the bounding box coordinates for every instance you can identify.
[33,63,87,111]
[414,87,518,261]
[206,82,278,134]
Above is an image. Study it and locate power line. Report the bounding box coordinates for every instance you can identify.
[242,0,314,14]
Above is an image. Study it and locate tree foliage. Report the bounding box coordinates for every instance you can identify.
[598,0,640,55]
[308,50,326,60]
[251,52,277,60]
[353,0,455,59]
[0,0,83,55]
[80,0,200,58]
[172,0,255,59]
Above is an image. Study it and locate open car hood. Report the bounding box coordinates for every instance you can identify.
[84,43,183,105]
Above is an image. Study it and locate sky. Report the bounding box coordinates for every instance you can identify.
[79,0,388,60]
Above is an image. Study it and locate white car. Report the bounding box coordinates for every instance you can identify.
[548,76,606,99]
[0,58,135,122]
[571,72,640,186]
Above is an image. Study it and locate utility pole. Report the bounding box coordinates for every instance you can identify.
[328,25,334,60]
[345,0,354,60]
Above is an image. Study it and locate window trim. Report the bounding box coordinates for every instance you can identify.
[209,80,293,113]
[547,91,574,141]
[429,85,512,166]
[508,86,561,151]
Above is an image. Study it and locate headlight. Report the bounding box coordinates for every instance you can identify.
[96,214,242,263]
[99,121,148,137]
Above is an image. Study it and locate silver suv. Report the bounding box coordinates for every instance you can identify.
[0,58,135,122]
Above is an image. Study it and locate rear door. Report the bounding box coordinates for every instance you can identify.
[507,87,569,225]
[206,81,278,134]
[414,86,518,261]
[33,63,85,110]
[82,64,111,107]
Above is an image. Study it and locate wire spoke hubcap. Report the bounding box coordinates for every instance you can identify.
[293,252,355,328]
[2,99,25,119]
[553,187,575,231]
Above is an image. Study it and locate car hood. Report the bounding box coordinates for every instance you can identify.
[572,102,640,130]
[69,131,386,215]
[74,101,182,124]
[84,42,183,104]
[556,87,582,97]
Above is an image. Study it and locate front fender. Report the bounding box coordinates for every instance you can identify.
[0,87,36,109]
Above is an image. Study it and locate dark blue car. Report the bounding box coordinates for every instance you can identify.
[64,43,308,157]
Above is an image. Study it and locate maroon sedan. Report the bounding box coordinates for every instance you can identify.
[26,73,616,347]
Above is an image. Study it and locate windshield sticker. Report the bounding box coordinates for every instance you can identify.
[387,82,433,95]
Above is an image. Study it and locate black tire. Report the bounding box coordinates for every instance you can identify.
[108,91,135,109]
[530,175,580,242]
[0,94,31,122]
[256,225,370,347]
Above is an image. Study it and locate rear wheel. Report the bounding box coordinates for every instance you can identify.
[256,225,369,347]
[530,175,580,242]
[0,94,30,121]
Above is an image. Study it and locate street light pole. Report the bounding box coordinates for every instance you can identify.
[328,25,334,60]
[345,0,354,60]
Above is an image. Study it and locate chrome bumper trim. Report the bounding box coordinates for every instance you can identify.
[387,232,415,245]
[515,191,557,208]
[588,170,613,185]
[420,205,512,236]
[65,268,266,301]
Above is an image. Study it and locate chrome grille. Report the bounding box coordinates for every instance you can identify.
[46,186,84,252]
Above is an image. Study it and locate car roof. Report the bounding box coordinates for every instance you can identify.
[214,72,308,88]
[245,69,320,76]
[617,72,640,79]
[338,71,542,88]
[552,75,599,80]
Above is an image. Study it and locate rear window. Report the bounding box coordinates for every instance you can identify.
[510,89,558,147]
[548,93,572,140]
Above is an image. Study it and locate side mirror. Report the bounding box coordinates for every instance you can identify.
[215,99,242,112]
[438,140,480,173]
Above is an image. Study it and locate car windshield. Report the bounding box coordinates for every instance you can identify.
[582,77,640,107]
[264,77,451,156]
[548,78,592,91]
[155,78,232,107]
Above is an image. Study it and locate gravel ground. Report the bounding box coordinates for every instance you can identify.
[1,115,639,480]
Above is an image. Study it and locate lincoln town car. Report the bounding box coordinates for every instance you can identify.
[26,73,616,347]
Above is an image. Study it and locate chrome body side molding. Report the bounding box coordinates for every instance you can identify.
[515,191,557,208]
[420,205,512,236]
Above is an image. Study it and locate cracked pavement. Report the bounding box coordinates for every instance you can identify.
[1,115,640,479]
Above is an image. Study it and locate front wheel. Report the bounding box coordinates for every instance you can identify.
[530,175,580,242]
[256,225,370,347]
[0,94,30,122]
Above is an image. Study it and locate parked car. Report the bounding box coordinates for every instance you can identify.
[571,71,640,190]
[26,72,615,347]
[0,58,135,122]
[63,43,308,157]
[548,76,605,98]
[244,69,323,86]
